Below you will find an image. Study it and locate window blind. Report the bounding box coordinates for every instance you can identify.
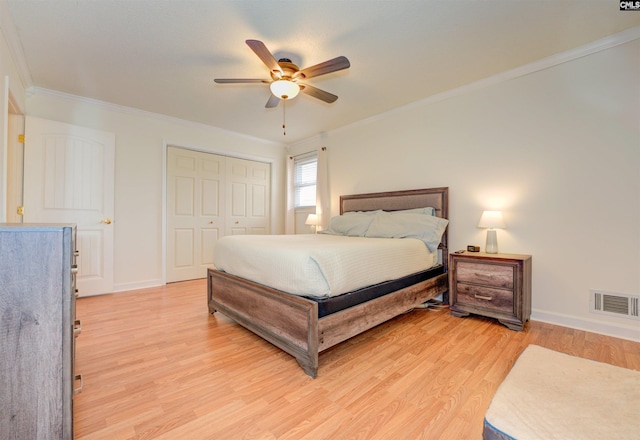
[294,153,317,208]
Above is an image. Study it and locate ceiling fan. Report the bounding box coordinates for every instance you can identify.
[214,40,350,108]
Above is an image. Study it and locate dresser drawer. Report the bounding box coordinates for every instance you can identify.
[456,261,514,289]
[456,283,514,313]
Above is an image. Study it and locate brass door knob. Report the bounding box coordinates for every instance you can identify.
[100,218,112,225]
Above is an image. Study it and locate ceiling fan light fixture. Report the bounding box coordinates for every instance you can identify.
[270,80,300,100]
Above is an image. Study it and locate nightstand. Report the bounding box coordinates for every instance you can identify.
[449,252,532,331]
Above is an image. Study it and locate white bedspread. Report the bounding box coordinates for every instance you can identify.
[213,234,437,298]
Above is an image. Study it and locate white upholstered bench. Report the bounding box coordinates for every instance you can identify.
[483,344,640,440]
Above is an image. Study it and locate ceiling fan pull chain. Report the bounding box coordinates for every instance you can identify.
[282,100,287,136]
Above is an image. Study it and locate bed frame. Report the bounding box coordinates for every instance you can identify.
[207,187,449,378]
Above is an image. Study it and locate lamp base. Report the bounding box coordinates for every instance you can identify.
[485,229,499,254]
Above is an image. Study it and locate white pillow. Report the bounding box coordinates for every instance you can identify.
[365,211,449,252]
[321,212,378,237]
[349,207,436,216]
[391,207,436,216]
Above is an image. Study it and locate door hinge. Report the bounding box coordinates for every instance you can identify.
[17,206,24,216]
[18,134,25,143]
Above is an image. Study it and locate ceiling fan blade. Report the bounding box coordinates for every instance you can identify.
[265,94,280,108]
[295,56,350,80]
[299,84,338,103]
[246,40,283,77]
[214,78,269,84]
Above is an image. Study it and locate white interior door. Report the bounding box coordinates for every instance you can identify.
[166,147,225,282]
[227,157,271,235]
[23,116,115,296]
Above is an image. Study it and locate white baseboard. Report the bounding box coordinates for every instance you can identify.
[113,279,164,293]
[532,309,640,342]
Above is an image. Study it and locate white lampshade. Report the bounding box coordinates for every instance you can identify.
[270,80,300,100]
[477,211,506,229]
[305,214,319,226]
[305,213,319,234]
[477,211,506,254]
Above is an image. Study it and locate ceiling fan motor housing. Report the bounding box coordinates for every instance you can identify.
[271,59,302,81]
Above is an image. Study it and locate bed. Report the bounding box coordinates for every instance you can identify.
[207,187,449,378]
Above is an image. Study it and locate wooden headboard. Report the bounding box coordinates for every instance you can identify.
[340,187,449,251]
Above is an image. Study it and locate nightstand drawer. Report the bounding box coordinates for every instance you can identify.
[456,283,513,313]
[456,262,514,289]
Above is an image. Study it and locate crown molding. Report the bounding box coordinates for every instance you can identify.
[292,25,640,147]
[28,86,286,148]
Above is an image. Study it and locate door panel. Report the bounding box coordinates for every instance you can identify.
[252,184,267,217]
[166,147,224,282]
[23,116,115,296]
[201,179,220,216]
[226,157,270,236]
[175,177,195,215]
[174,229,195,267]
[77,230,104,279]
[230,182,247,217]
[200,228,218,265]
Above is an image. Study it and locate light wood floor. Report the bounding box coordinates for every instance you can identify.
[74,280,640,440]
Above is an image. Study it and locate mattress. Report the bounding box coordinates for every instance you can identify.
[483,344,640,440]
[213,234,437,299]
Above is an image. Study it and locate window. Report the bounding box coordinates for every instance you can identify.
[294,153,317,208]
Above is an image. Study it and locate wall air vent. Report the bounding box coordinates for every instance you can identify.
[590,290,639,320]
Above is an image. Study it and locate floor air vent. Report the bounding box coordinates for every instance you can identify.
[590,290,639,320]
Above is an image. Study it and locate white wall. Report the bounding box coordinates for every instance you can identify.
[25,92,287,291]
[290,39,640,341]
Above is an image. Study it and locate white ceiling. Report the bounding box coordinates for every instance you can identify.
[5,0,640,144]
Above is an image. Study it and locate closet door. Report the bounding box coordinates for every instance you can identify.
[166,147,225,282]
[226,157,271,235]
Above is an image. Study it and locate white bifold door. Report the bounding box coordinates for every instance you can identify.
[23,116,115,296]
[166,147,270,282]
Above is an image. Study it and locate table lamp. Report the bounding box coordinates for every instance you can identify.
[305,214,319,234]
[477,210,506,254]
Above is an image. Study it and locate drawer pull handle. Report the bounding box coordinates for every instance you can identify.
[74,374,83,395]
[474,293,493,301]
[74,319,82,336]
